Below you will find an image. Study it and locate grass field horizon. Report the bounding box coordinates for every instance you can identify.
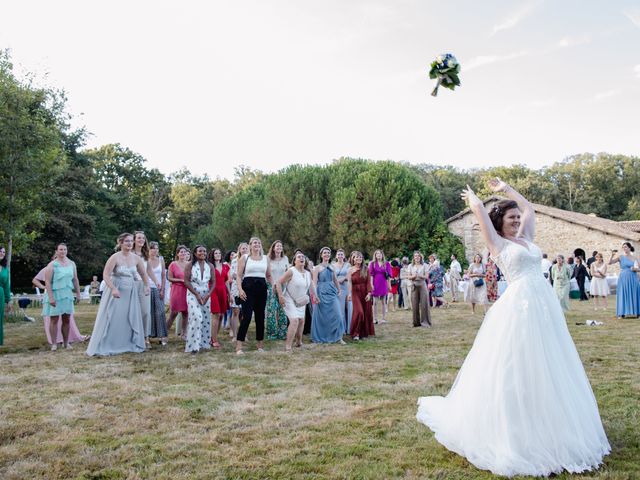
[1,298,638,479]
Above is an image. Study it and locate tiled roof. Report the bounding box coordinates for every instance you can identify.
[446,196,640,242]
[618,221,640,233]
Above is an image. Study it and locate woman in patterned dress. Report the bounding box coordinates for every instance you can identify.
[266,240,289,340]
[209,247,231,348]
[428,255,449,308]
[43,243,82,351]
[485,253,499,302]
[184,245,215,354]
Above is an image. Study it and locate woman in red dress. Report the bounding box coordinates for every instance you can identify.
[209,248,231,348]
[389,259,401,312]
[348,251,375,341]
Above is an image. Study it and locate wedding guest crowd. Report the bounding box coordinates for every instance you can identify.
[10,225,638,358]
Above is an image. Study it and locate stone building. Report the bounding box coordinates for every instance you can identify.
[446,196,640,273]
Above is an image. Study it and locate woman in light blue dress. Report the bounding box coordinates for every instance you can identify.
[311,247,346,344]
[332,249,352,334]
[86,233,150,356]
[609,242,640,318]
[43,243,81,351]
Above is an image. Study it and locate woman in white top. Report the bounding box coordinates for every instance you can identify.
[266,240,289,340]
[276,251,311,352]
[589,252,609,310]
[236,237,272,355]
[148,241,168,345]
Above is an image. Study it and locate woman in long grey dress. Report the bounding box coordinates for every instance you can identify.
[133,230,153,349]
[86,233,150,356]
[332,249,352,334]
[311,247,346,344]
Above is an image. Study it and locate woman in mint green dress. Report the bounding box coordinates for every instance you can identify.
[43,243,81,350]
[0,245,10,346]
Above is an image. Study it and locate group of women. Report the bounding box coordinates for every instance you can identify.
[549,244,640,318]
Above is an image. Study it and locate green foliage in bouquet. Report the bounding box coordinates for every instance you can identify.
[429,53,461,96]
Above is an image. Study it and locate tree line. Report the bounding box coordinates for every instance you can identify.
[2,50,640,290]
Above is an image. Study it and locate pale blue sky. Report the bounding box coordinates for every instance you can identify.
[1,0,639,179]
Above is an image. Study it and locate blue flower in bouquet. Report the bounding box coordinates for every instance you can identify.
[429,53,461,96]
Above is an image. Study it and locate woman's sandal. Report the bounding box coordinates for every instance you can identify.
[211,340,222,349]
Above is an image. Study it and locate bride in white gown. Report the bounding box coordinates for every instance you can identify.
[416,179,610,477]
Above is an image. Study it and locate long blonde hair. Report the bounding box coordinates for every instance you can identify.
[248,237,264,256]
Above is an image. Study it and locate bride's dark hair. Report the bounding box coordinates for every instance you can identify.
[489,200,519,236]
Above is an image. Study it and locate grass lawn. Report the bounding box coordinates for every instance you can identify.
[1,297,638,479]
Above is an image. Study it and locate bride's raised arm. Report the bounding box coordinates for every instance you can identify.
[461,185,505,258]
[487,178,535,241]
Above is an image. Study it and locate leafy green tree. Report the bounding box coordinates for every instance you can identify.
[419,222,466,269]
[11,131,117,287]
[251,164,331,259]
[329,161,442,257]
[211,183,265,251]
[0,50,67,281]
[411,164,478,220]
[165,169,233,254]
[84,144,171,243]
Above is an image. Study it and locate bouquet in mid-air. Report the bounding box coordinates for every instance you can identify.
[429,53,461,96]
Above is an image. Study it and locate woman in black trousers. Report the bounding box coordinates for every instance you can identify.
[235,237,272,355]
[572,256,590,301]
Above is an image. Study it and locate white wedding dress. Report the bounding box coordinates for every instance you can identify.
[416,238,610,477]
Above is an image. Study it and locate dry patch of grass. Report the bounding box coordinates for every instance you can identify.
[1,299,638,479]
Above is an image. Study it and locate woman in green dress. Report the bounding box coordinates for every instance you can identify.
[43,243,81,350]
[551,254,571,312]
[0,245,10,346]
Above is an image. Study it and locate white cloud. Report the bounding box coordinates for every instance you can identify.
[465,51,528,71]
[624,9,640,27]
[593,89,621,102]
[491,2,539,36]
[557,34,591,48]
[634,65,640,79]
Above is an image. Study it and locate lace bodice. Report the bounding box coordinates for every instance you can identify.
[494,238,544,284]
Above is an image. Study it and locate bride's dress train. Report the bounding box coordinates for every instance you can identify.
[416,239,610,477]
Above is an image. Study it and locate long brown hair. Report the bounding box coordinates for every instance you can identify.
[134,230,150,260]
[349,251,368,278]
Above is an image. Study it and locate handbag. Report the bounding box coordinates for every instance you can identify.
[473,278,484,287]
[290,269,310,307]
[293,294,310,308]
